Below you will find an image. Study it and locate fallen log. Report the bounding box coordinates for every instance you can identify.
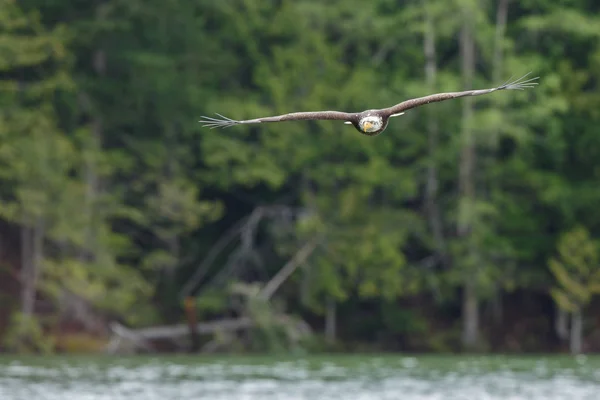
[106,322,156,353]
[105,315,312,353]
[110,317,253,340]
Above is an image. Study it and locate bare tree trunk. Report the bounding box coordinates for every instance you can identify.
[84,47,106,256]
[77,47,105,263]
[492,0,510,85]
[423,3,447,266]
[62,48,106,333]
[20,218,45,316]
[20,224,34,316]
[555,307,569,341]
[570,309,583,354]
[32,216,44,292]
[462,279,479,349]
[325,296,336,343]
[163,125,180,281]
[81,104,101,263]
[489,0,510,326]
[459,6,479,350]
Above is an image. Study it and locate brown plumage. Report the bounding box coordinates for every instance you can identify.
[200,73,538,137]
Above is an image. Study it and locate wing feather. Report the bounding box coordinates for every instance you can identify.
[380,72,539,117]
[200,110,355,129]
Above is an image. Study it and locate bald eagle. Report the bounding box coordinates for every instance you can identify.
[200,73,538,136]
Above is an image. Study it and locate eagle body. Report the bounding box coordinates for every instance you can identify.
[200,73,538,136]
[351,111,388,136]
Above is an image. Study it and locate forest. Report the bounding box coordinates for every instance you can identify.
[0,0,599,355]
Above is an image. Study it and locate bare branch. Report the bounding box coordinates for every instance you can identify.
[179,215,249,298]
[260,237,321,300]
[423,1,448,268]
[180,205,302,299]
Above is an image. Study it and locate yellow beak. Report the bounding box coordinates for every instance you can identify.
[363,121,372,131]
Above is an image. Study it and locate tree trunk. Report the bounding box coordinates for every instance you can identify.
[555,307,569,341]
[489,0,510,326]
[20,216,45,321]
[78,47,105,263]
[459,6,479,350]
[570,309,583,354]
[84,47,106,256]
[64,48,106,332]
[423,2,447,266]
[325,296,336,343]
[32,216,44,296]
[163,125,180,282]
[462,279,479,349]
[492,0,510,84]
[80,104,101,263]
[184,297,200,352]
[20,224,34,317]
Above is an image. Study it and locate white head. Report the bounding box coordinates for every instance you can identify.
[359,115,383,133]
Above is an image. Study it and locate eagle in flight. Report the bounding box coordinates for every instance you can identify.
[199,73,538,137]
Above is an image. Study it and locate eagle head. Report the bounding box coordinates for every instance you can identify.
[359,115,384,135]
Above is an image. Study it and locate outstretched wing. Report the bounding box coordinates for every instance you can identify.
[380,72,539,117]
[200,110,355,129]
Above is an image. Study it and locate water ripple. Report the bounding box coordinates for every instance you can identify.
[0,355,598,400]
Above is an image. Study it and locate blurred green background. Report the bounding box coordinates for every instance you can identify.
[0,0,599,356]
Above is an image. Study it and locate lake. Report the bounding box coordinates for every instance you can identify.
[0,354,598,399]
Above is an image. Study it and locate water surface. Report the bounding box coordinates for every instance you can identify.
[0,354,598,399]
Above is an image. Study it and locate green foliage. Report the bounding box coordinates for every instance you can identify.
[194,289,229,316]
[228,282,312,353]
[0,0,72,226]
[3,312,55,354]
[549,226,600,312]
[380,302,428,336]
